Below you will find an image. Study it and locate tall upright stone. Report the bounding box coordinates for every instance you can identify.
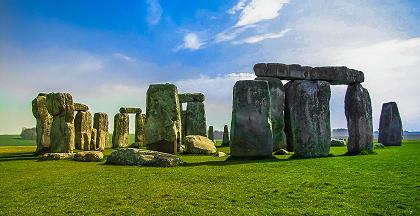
[74,111,93,150]
[112,113,129,148]
[284,80,331,158]
[255,77,286,151]
[32,94,53,153]
[185,102,207,136]
[345,83,373,153]
[208,126,214,142]
[93,112,109,149]
[46,93,75,153]
[230,80,273,157]
[135,113,145,144]
[222,125,229,146]
[379,102,403,146]
[181,110,187,139]
[144,84,182,154]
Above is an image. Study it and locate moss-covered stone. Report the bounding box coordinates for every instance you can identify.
[144,83,182,154]
[379,102,403,146]
[74,111,92,150]
[134,113,145,143]
[222,125,229,146]
[32,95,52,153]
[208,126,214,142]
[74,103,89,111]
[106,148,183,167]
[185,102,207,136]
[284,80,331,158]
[112,113,129,148]
[93,112,109,149]
[119,107,142,114]
[178,93,205,103]
[230,80,273,157]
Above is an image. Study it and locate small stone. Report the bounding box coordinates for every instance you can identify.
[330,138,346,147]
[208,126,214,142]
[112,113,129,148]
[183,135,217,154]
[217,152,227,157]
[222,125,229,146]
[185,102,207,136]
[40,153,74,160]
[119,107,142,114]
[74,103,89,111]
[178,93,205,103]
[374,143,385,149]
[274,149,290,155]
[73,151,103,162]
[378,102,403,146]
[106,148,184,167]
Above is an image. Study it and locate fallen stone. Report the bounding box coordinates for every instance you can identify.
[208,126,214,142]
[378,102,403,146]
[32,94,53,153]
[112,113,129,148]
[144,83,182,154]
[106,148,183,167]
[183,135,216,154]
[217,152,227,157]
[119,107,142,114]
[135,113,145,144]
[222,125,230,146]
[255,77,286,151]
[284,80,331,158]
[178,93,205,103]
[73,151,103,162]
[20,127,36,140]
[74,103,89,111]
[230,80,273,157]
[40,153,74,160]
[274,149,290,155]
[345,83,373,153]
[74,111,92,150]
[185,102,207,136]
[93,112,109,149]
[330,138,346,147]
[254,63,364,85]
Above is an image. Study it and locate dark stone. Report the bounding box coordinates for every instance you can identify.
[208,126,214,142]
[106,148,183,167]
[119,107,142,114]
[135,113,145,144]
[378,102,403,146]
[178,93,205,103]
[222,125,229,146]
[185,102,207,136]
[74,103,89,111]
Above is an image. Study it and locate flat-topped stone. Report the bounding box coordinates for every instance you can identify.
[74,103,89,111]
[179,93,205,103]
[254,63,364,85]
[119,107,142,114]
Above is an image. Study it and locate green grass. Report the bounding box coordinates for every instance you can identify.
[0,136,419,215]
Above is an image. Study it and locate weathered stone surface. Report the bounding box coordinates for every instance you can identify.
[345,83,373,153]
[91,128,97,150]
[254,63,364,85]
[284,80,331,157]
[40,153,74,160]
[185,102,207,136]
[73,151,103,162]
[230,80,273,157]
[181,110,187,139]
[331,138,346,147]
[255,77,286,151]
[74,111,92,150]
[208,126,214,142]
[274,149,290,155]
[106,148,183,167]
[144,83,182,154]
[183,135,216,154]
[112,113,129,148]
[222,125,229,146]
[119,107,142,114]
[217,152,227,157]
[378,102,403,146]
[93,112,109,149]
[178,93,205,103]
[20,127,36,140]
[74,103,89,111]
[32,95,53,152]
[46,93,75,153]
[134,113,145,145]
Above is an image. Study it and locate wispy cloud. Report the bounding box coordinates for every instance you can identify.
[232,28,291,44]
[234,0,289,27]
[227,0,249,15]
[146,0,162,25]
[114,53,135,62]
[174,33,205,51]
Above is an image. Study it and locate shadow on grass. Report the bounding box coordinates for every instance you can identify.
[0,152,39,162]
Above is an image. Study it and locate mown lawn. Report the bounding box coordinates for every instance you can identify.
[0,136,419,215]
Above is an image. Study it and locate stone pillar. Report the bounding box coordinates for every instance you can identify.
[345,83,373,153]
[208,126,214,142]
[93,112,109,150]
[181,110,187,139]
[135,113,145,144]
[144,83,182,154]
[230,80,273,157]
[379,102,403,146]
[222,125,229,146]
[74,111,92,150]
[46,93,75,153]
[112,113,129,148]
[32,94,53,153]
[255,77,286,151]
[185,102,207,136]
[284,80,331,158]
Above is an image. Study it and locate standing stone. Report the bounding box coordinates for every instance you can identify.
[135,113,145,144]
[144,84,182,154]
[222,125,229,146]
[256,77,286,151]
[74,111,93,150]
[181,110,187,139]
[208,126,214,142]
[345,83,373,153]
[230,80,273,157]
[46,93,75,153]
[178,93,205,103]
[185,102,207,136]
[379,102,403,146]
[284,80,331,158]
[74,103,89,111]
[93,112,109,149]
[32,95,53,153]
[91,128,97,150]
[112,113,129,148]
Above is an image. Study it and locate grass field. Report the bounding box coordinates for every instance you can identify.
[0,135,419,215]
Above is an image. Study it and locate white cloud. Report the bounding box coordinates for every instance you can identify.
[234,0,289,27]
[114,53,135,62]
[215,24,256,43]
[232,28,291,44]
[146,0,162,25]
[174,33,205,51]
[228,0,249,15]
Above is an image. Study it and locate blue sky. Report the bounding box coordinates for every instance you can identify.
[1,0,420,133]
